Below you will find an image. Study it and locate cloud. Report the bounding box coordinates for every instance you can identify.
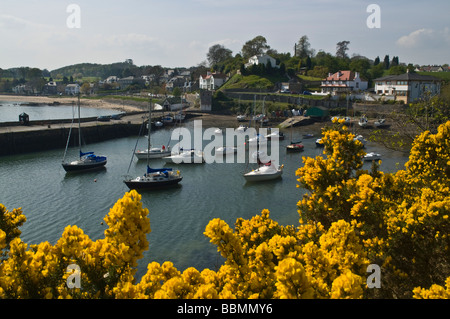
[396,27,450,48]
[0,14,47,30]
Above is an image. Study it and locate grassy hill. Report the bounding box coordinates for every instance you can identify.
[219,74,289,91]
[418,72,450,83]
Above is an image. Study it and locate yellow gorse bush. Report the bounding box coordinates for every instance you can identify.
[1,121,449,299]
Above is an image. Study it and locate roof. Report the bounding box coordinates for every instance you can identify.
[324,71,356,81]
[201,72,227,79]
[375,72,441,82]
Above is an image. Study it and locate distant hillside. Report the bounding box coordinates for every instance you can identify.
[50,60,141,80]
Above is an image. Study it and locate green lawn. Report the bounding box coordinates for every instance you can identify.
[418,72,450,82]
[220,74,288,91]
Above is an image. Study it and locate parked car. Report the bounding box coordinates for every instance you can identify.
[302,91,312,95]
[97,115,111,122]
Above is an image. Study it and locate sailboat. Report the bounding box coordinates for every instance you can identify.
[134,103,171,160]
[62,94,107,172]
[243,96,284,182]
[124,99,182,190]
[286,118,304,152]
[358,115,368,127]
[243,162,284,182]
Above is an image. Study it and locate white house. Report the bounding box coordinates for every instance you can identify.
[105,76,118,83]
[245,54,279,69]
[65,84,80,95]
[374,71,441,103]
[321,71,368,95]
[199,72,227,90]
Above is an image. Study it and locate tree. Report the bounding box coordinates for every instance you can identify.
[391,56,399,67]
[241,36,270,59]
[370,63,385,81]
[80,82,91,95]
[296,35,314,59]
[336,41,350,59]
[305,56,312,70]
[27,68,42,79]
[388,65,406,75]
[349,57,371,80]
[314,51,340,74]
[207,44,233,68]
[307,65,329,79]
[374,56,380,66]
[383,55,390,69]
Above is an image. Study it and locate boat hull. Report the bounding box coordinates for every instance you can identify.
[244,171,282,182]
[124,177,182,190]
[364,153,381,161]
[286,144,304,152]
[62,160,107,172]
[162,151,205,164]
[243,166,283,182]
[135,150,171,160]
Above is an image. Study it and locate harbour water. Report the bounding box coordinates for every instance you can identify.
[0,117,409,280]
[0,101,121,123]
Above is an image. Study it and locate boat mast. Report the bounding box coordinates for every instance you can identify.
[77,93,82,159]
[147,97,152,169]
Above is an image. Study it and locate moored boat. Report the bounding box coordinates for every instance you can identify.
[364,152,382,161]
[135,146,171,160]
[62,151,107,172]
[286,142,304,152]
[374,118,387,127]
[265,131,285,140]
[243,163,283,182]
[316,138,324,147]
[216,146,237,155]
[162,149,205,164]
[124,167,182,190]
[358,115,368,127]
[62,94,107,172]
[237,115,247,122]
[124,98,182,190]
[354,134,367,147]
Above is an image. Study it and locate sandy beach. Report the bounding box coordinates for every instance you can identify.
[0,94,143,113]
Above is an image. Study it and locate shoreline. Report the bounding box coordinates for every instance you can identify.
[0,94,405,140]
[0,94,143,113]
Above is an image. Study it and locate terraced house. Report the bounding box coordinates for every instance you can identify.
[374,71,442,103]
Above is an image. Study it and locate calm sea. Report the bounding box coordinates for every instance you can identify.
[0,111,409,279]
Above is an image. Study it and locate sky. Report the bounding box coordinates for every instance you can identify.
[0,0,449,71]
